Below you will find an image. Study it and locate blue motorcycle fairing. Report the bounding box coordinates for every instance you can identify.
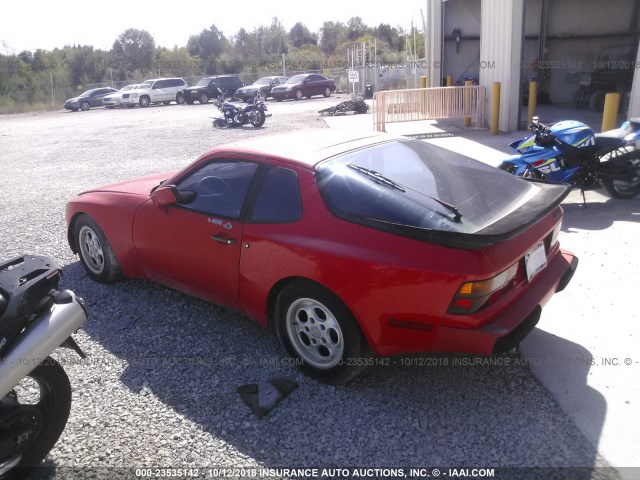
[550,120,596,148]
[501,145,580,183]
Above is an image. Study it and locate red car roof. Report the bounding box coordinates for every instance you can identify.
[204,129,399,168]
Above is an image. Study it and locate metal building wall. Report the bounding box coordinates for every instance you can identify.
[425,0,443,88]
[479,0,525,132]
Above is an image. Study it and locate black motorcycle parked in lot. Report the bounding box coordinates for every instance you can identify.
[0,256,87,477]
[212,89,269,128]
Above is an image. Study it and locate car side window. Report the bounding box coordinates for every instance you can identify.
[250,166,302,223]
[176,161,259,219]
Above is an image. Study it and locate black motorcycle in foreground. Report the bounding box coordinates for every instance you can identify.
[212,89,269,128]
[0,256,87,478]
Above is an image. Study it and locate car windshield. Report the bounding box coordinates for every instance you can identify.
[139,82,152,89]
[196,78,211,86]
[317,139,539,234]
[120,84,138,91]
[80,89,99,96]
[285,75,308,84]
[254,77,271,85]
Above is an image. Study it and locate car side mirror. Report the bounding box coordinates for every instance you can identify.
[151,185,178,205]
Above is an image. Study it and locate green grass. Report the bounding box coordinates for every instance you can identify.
[0,101,60,115]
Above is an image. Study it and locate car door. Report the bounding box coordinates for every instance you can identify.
[151,80,168,102]
[132,160,260,300]
[90,89,108,107]
[307,75,322,97]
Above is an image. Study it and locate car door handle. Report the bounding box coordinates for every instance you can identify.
[212,235,236,245]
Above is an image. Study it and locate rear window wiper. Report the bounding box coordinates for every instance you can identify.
[347,164,405,192]
[418,193,463,223]
[347,163,462,223]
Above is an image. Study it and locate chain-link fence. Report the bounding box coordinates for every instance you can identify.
[1,61,429,113]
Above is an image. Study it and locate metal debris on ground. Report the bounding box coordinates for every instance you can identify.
[237,376,298,417]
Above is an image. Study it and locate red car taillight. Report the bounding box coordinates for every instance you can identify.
[448,262,519,315]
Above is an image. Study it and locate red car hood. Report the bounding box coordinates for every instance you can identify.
[81,171,179,196]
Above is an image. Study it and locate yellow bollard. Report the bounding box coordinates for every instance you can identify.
[464,80,473,127]
[446,75,452,87]
[528,81,537,125]
[491,82,501,134]
[420,76,428,89]
[601,93,620,132]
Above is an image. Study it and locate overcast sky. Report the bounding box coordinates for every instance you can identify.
[1,0,426,54]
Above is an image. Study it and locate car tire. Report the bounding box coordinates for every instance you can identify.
[323,87,332,98]
[176,92,185,105]
[139,96,150,108]
[589,91,606,112]
[199,94,209,104]
[75,214,122,283]
[80,101,90,111]
[294,89,303,101]
[275,280,371,385]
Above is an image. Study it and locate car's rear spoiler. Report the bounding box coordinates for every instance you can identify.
[341,180,570,250]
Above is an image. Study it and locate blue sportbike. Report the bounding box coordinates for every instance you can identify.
[499,117,640,199]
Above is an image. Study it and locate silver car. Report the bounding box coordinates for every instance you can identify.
[102,84,141,108]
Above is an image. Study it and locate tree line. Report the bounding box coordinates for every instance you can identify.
[0,17,424,113]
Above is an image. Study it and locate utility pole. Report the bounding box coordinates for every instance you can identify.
[50,72,55,109]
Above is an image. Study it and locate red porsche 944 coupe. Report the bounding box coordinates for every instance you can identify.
[66,129,577,384]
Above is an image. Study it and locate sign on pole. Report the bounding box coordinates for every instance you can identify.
[348,70,359,83]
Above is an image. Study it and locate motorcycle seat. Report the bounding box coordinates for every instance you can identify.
[595,129,627,149]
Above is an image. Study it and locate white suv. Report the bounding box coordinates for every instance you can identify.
[121,78,187,107]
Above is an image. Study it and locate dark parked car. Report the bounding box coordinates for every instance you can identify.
[182,75,244,104]
[235,76,288,101]
[270,74,336,101]
[64,87,119,111]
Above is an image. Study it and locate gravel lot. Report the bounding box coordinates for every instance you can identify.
[0,98,617,479]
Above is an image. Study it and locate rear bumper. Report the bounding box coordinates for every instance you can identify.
[431,250,578,355]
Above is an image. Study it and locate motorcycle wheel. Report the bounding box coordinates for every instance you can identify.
[0,358,71,471]
[601,154,640,198]
[250,110,265,128]
[212,119,226,128]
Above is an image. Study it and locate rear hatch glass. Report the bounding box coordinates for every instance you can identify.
[316,139,568,249]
